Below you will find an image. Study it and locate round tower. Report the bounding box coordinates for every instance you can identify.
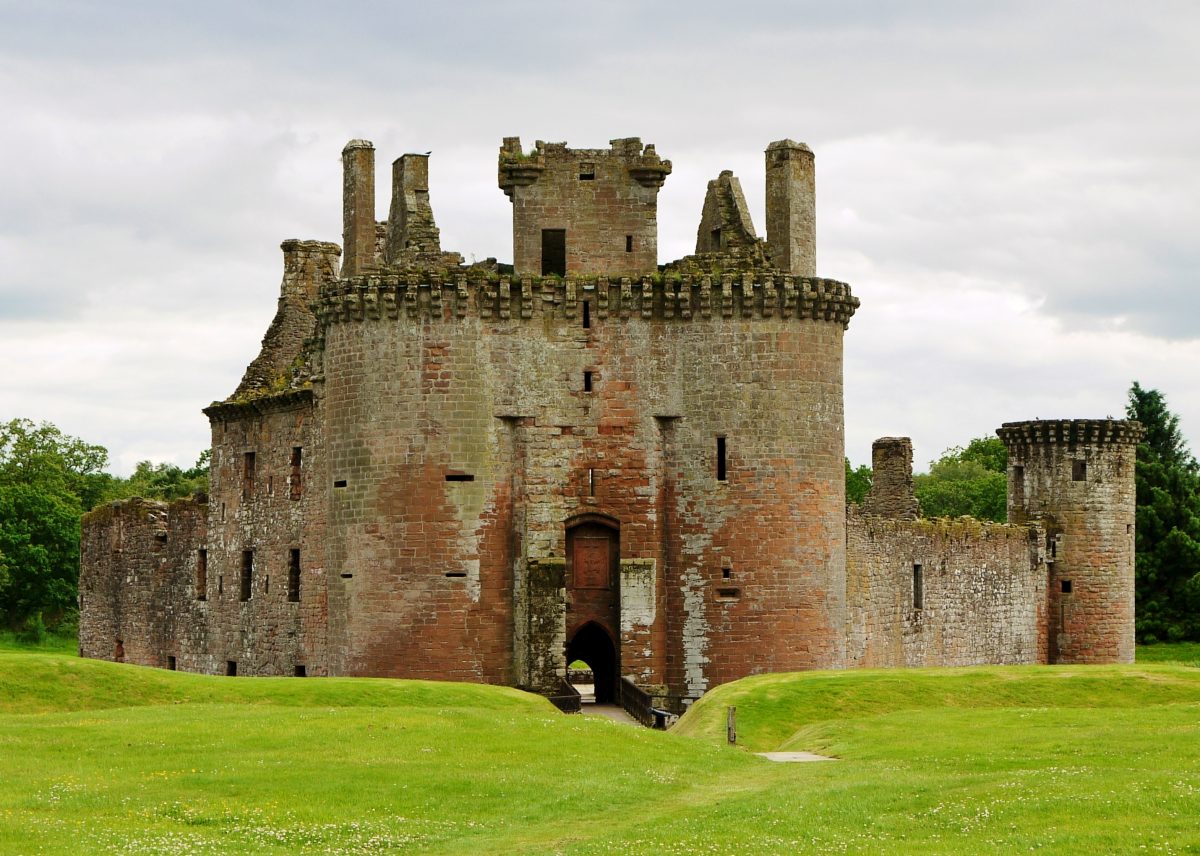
[997,419,1143,664]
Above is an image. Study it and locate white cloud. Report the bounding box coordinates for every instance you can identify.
[1,1,1198,474]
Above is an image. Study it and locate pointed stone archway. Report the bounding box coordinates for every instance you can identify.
[565,514,620,703]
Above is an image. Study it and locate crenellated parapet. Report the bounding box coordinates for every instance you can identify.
[997,419,1144,450]
[314,272,858,328]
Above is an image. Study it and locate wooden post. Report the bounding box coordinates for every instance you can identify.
[726,705,737,745]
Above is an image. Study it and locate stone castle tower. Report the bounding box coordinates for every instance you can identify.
[998,420,1142,664]
[78,134,1140,712]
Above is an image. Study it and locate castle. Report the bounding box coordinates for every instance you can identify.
[79,135,1141,711]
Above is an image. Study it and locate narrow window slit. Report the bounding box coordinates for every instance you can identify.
[333,479,348,488]
[582,300,591,329]
[196,549,207,601]
[445,472,475,482]
[288,549,301,602]
[913,563,924,610]
[583,371,593,392]
[716,436,727,482]
[240,550,253,602]
[625,235,633,253]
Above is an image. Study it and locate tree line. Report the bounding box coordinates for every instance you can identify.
[847,382,1200,642]
[0,418,207,634]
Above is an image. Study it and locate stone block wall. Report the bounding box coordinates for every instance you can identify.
[999,419,1141,664]
[202,394,328,676]
[315,272,856,703]
[846,510,1047,667]
[498,138,671,278]
[79,495,207,669]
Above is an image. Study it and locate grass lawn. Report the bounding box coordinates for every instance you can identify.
[1,650,1198,854]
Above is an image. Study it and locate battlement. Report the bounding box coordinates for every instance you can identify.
[998,419,1144,449]
[315,272,858,327]
[498,137,671,278]
[498,137,672,196]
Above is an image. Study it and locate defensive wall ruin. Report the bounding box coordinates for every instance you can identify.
[79,135,1141,710]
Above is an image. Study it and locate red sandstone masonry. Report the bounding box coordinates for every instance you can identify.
[77,137,1139,712]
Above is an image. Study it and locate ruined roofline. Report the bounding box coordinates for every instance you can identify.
[203,387,314,422]
[997,419,1144,449]
[315,272,858,328]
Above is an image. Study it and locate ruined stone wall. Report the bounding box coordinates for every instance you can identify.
[234,240,340,399]
[845,510,1048,667]
[202,394,328,676]
[862,437,920,519]
[79,496,207,669]
[999,419,1141,664]
[499,138,670,278]
[316,272,855,702]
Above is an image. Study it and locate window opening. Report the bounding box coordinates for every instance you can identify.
[579,162,595,180]
[288,549,301,602]
[583,371,593,392]
[445,472,475,481]
[294,665,307,677]
[167,655,176,670]
[1061,579,1073,594]
[625,235,633,253]
[716,436,727,481]
[582,300,591,329]
[334,479,348,488]
[240,550,253,602]
[196,549,207,601]
[264,575,270,595]
[445,571,467,578]
[1013,465,1024,504]
[588,467,596,497]
[913,563,924,610]
[722,567,732,580]
[1072,460,1087,481]
[218,575,223,596]
[290,447,303,500]
[541,229,566,276]
[226,660,237,677]
[243,451,256,499]
[710,227,721,249]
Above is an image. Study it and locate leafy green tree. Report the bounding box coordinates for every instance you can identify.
[114,450,209,501]
[845,458,872,505]
[914,437,1008,522]
[0,419,115,628]
[1126,382,1200,642]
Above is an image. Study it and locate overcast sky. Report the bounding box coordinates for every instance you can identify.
[2,0,1198,475]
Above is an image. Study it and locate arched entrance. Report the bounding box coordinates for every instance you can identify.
[565,514,620,704]
[567,621,618,703]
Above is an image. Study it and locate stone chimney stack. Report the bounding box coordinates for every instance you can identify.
[385,153,441,264]
[764,139,816,277]
[861,437,920,519]
[341,140,376,277]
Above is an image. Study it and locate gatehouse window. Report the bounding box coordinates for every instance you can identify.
[541,229,566,276]
[240,550,253,602]
[288,549,301,602]
[290,447,303,500]
[243,452,256,498]
[196,549,207,601]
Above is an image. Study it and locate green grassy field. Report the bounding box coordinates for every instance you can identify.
[2,650,1198,854]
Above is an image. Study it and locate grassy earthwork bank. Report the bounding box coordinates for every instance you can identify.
[1,647,1198,854]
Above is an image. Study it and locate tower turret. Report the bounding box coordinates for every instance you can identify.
[997,419,1143,664]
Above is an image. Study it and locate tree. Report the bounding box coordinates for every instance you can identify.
[0,419,115,628]
[113,450,209,502]
[1126,382,1200,642]
[845,458,872,505]
[913,437,1008,522]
